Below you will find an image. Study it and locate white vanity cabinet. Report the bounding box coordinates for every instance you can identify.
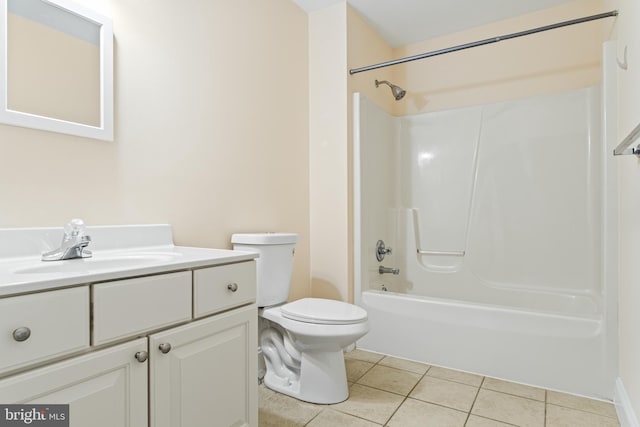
[150,304,257,427]
[0,259,257,427]
[0,286,89,375]
[0,338,149,427]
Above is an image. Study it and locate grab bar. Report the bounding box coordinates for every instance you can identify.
[417,249,465,256]
[613,121,640,156]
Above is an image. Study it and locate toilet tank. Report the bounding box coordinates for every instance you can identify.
[231,233,299,307]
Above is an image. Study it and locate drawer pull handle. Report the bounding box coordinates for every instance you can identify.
[135,351,148,363]
[227,283,239,292]
[158,343,172,354]
[12,327,31,342]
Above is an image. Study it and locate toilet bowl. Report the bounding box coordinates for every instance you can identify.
[260,298,369,404]
[231,233,370,404]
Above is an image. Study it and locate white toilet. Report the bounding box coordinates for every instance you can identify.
[232,232,369,404]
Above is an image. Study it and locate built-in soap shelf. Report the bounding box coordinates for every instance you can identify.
[613,121,640,156]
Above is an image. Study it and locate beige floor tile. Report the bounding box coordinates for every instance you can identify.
[482,377,545,401]
[465,415,517,426]
[410,375,479,412]
[258,389,322,427]
[306,409,382,427]
[344,348,385,363]
[357,364,422,396]
[330,384,404,424]
[378,355,430,374]
[346,358,375,382]
[427,365,484,386]
[259,383,277,407]
[471,389,544,427]
[546,404,621,427]
[547,390,618,418]
[386,398,467,427]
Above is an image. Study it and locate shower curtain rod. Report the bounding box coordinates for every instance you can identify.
[349,10,618,75]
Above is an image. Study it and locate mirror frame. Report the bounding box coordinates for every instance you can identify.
[0,0,113,140]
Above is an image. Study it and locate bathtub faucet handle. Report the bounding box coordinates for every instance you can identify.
[376,240,392,261]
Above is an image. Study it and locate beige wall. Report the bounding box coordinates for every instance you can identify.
[307,3,396,304]
[614,0,640,418]
[0,0,311,301]
[347,6,395,115]
[308,3,349,302]
[392,0,613,115]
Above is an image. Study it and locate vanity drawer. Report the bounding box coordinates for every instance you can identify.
[194,261,256,318]
[92,271,192,345]
[0,286,89,375]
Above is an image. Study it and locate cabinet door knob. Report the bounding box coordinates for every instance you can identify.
[134,351,148,363]
[158,343,172,354]
[227,282,238,292]
[12,327,31,342]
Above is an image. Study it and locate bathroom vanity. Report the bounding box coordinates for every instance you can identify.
[0,224,258,427]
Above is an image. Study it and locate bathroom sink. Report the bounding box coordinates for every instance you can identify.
[0,224,258,297]
[13,252,182,275]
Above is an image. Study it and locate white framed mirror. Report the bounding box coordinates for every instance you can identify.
[0,0,113,140]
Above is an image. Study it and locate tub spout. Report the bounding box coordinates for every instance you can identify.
[379,266,400,275]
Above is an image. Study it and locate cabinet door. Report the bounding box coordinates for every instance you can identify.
[150,304,257,427]
[0,338,148,427]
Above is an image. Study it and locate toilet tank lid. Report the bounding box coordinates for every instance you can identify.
[231,232,299,245]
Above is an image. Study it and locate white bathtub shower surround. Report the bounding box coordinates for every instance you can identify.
[353,43,618,400]
[398,105,482,255]
[396,87,602,302]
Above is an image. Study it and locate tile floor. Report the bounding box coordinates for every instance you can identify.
[259,349,621,427]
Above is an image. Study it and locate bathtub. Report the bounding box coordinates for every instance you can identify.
[352,42,618,401]
[357,290,612,399]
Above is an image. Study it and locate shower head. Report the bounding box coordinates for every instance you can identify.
[375,79,406,101]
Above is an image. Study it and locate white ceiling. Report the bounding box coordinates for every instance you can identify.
[292,0,577,47]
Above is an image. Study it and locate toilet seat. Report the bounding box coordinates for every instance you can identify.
[281,298,368,325]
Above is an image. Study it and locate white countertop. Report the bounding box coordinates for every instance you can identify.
[0,224,258,297]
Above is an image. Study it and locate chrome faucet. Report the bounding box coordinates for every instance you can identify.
[42,219,92,261]
[379,266,400,275]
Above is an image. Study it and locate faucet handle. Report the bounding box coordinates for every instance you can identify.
[376,240,392,261]
[64,218,87,238]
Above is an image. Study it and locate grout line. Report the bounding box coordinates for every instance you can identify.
[464,376,485,426]
[382,393,407,425]
[330,405,386,426]
[468,414,520,427]
[425,371,484,387]
[402,396,470,416]
[381,363,430,425]
[545,402,620,419]
[347,360,377,383]
[305,407,387,427]
[303,409,324,426]
[479,386,546,403]
[544,389,547,427]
